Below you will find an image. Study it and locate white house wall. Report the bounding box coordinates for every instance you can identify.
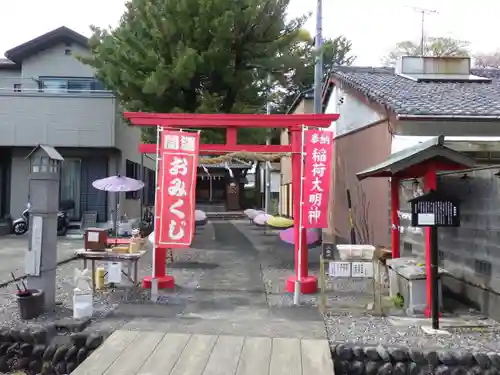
[258,169,281,193]
[21,44,95,87]
[0,69,21,90]
[325,86,383,136]
[323,84,391,246]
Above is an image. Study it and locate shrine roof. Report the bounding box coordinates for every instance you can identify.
[356,135,476,180]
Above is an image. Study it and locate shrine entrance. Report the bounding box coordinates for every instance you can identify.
[196,158,251,212]
[126,112,339,294]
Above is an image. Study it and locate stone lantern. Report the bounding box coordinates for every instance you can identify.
[25,145,64,310]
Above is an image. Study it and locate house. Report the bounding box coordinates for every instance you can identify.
[0,26,154,231]
[279,88,314,216]
[322,56,500,319]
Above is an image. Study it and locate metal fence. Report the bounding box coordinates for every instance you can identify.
[318,254,391,315]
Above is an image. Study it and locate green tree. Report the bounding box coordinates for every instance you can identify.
[383,37,470,66]
[80,0,306,143]
[274,31,355,113]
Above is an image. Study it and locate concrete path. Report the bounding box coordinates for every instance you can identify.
[0,235,81,285]
[73,331,334,375]
[94,221,327,339]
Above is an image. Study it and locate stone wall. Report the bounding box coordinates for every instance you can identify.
[398,170,500,320]
[0,327,104,374]
[332,343,500,375]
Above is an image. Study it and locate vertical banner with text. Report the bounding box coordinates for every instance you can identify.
[156,129,200,248]
[301,129,334,229]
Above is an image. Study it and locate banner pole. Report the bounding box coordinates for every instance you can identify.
[151,125,161,301]
[294,124,307,305]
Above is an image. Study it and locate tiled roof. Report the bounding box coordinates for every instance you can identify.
[5,26,88,64]
[0,58,18,69]
[331,66,500,117]
[286,88,314,114]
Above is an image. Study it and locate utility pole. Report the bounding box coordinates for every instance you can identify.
[313,0,324,114]
[264,74,272,214]
[411,7,438,56]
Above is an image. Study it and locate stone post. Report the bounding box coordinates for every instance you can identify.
[26,145,64,310]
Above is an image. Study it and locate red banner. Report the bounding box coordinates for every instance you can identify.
[301,129,334,229]
[155,129,200,248]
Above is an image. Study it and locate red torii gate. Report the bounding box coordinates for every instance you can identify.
[126,112,340,294]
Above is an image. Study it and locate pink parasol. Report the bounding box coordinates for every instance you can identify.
[253,213,273,227]
[279,227,322,248]
[248,210,263,219]
[92,175,144,242]
[244,209,255,217]
[92,175,144,192]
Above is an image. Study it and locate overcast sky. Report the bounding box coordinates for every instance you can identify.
[1,0,498,66]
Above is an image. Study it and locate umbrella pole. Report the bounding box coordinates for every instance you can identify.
[151,125,161,301]
[114,193,119,245]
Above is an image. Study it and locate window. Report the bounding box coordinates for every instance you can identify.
[68,79,92,92]
[38,77,106,93]
[93,80,105,91]
[143,167,156,206]
[125,160,140,199]
[40,78,67,92]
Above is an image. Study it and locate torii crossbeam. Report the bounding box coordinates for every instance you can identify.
[126,112,340,294]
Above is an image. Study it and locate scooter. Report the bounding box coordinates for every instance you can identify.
[12,200,75,236]
[57,200,75,236]
[12,203,30,235]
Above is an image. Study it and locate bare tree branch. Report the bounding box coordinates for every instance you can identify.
[383,37,470,66]
[474,50,500,69]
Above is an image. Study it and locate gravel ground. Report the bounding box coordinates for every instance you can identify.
[232,221,500,352]
[325,312,500,352]
[0,259,121,329]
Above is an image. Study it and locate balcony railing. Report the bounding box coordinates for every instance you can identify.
[0,77,114,96]
[0,88,115,97]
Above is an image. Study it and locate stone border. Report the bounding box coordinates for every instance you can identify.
[0,327,104,374]
[331,343,500,375]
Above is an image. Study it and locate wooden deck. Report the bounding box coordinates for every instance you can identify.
[72,330,334,375]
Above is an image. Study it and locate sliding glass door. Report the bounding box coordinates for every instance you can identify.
[60,159,82,220]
